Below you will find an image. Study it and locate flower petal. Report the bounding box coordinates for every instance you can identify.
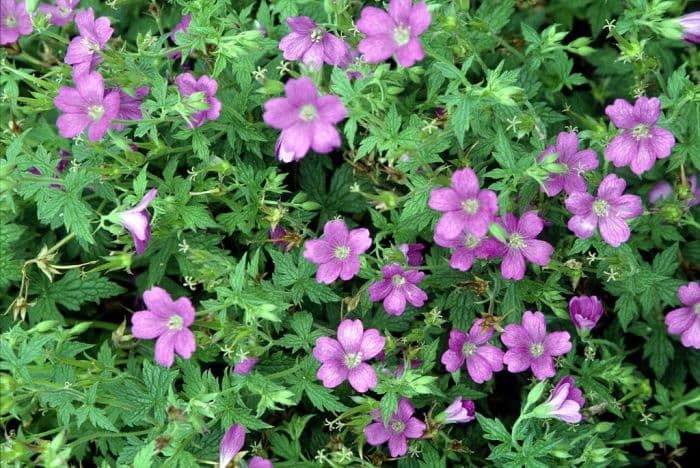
[347,362,377,392]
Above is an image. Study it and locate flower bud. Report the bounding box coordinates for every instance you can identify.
[569,295,603,332]
[660,204,683,223]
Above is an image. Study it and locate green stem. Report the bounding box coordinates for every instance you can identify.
[68,429,152,448]
[510,412,533,450]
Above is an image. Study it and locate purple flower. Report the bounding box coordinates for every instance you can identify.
[175,73,221,128]
[219,424,272,468]
[441,319,504,384]
[313,319,385,392]
[484,212,554,281]
[664,282,700,349]
[398,243,424,266]
[169,14,191,58]
[38,0,79,27]
[249,457,273,468]
[368,263,427,316]
[110,86,149,131]
[604,97,675,175]
[356,0,431,68]
[649,181,673,204]
[303,219,371,284]
[441,397,476,424]
[64,8,113,74]
[119,188,157,255]
[428,168,499,239]
[542,375,585,424]
[131,286,196,367]
[54,71,120,141]
[279,16,351,70]
[264,77,347,162]
[364,398,426,457]
[269,225,290,251]
[233,358,258,375]
[569,296,603,332]
[565,174,643,247]
[538,131,598,196]
[434,231,499,272]
[0,0,32,45]
[501,311,572,380]
[687,175,700,207]
[678,12,700,44]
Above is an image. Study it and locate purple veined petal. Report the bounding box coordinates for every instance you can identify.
[543,331,572,356]
[477,190,499,217]
[550,400,583,423]
[500,323,530,348]
[474,345,504,372]
[172,296,195,326]
[598,215,631,247]
[402,269,424,283]
[441,348,465,373]
[397,398,415,421]
[316,260,342,284]
[358,34,397,63]
[310,122,341,153]
[403,417,426,438]
[279,31,313,61]
[561,173,586,195]
[678,282,700,306]
[447,329,468,350]
[173,328,196,359]
[337,319,364,353]
[75,72,106,104]
[131,188,158,211]
[233,357,259,375]
[501,249,526,280]
[451,168,480,198]
[680,319,700,349]
[360,329,385,359]
[555,131,580,156]
[428,188,461,211]
[286,16,317,33]
[516,211,545,239]
[56,113,91,138]
[435,211,468,240]
[219,424,246,468]
[468,319,494,344]
[317,360,348,388]
[530,355,556,380]
[301,43,324,70]
[502,348,532,373]
[347,362,377,392]
[284,77,318,106]
[120,210,148,242]
[605,98,637,129]
[665,307,694,334]
[175,72,198,96]
[387,433,408,457]
[381,263,405,277]
[321,32,352,67]
[466,353,495,384]
[316,95,348,124]
[395,37,424,67]
[633,96,661,126]
[450,248,476,271]
[522,239,553,266]
[364,422,392,445]
[569,148,599,171]
[347,227,372,254]
[604,133,637,168]
[521,311,546,343]
[612,194,643,219]
[648,181,673,204]
[323,219,349,247]
[567,213,597,239]
[649,127,675,159]
[313,336,345,362]
[248,456,273,468]
[384,288,407,315]
[403,283,428,307]
[131,311,168,339]
[356,6,395,36]
[304,239,335,264]
[389,0,413,24]
[408,1,431,35]
[93,16,114,46]
[338,255,361,280]
[54,86,84,113]
[597,174,627,200]
[142,287,175,317]
[629,139,657,175]
[205,96,221,121]
[280,123,313,159]
[154,332,177,367]
[369,279,393,301]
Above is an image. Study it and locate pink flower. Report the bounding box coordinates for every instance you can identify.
[368,263,427,316]
[279,16,351,70]
[428,168,499,239]
[678,11,700,44]
[538,131,598,196]
[364,398,426,457]
[119,188,157,255]
[269,225,290,251]
[175,73,221,128]
[565,174,643,247]
[303,219,371,284]
[64,8,113,74]
[604,97,675,175]
[38,0,79,27]
[356,0,431,68]
[169,14,191,58]
[219,424,273,468]
[54,71,120,141]
[398,243,424,266]
[264,77,347,162]
[483,212,554,281]
[434,231,499,272]
[542,375,585,423]
[501,311,572,380]
[649,181,673,204]
[569,296,603,332]
[440,396,476,424]
[441,319,504,384]
[233,358,258,375]
[0,0,32,45]
[131,286,196,367]
[664,282,700,349]
[110,86,149,131]
[312,319,385,392]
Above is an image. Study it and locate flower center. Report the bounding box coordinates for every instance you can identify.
[87,104,105,121]
[462,342,477,357]
[82,36,100,53]
[299,104,318,122]
[390,420,405,433]
[343,352,363,369]
[593,199,609,217]
[530,343,544,357]
[391,274,406,287]
[59,6,71,17]
[393,24,411,46]
[334,245,350,260]
[508,233,526,250]
[5,15,17,27]
[464,235,480,249]
[167,315,184,331]
[462,198,479,214]
[310,27,325,43]
[632,124,650,140]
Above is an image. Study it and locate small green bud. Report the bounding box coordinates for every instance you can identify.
[660,204,683,222]
[31,320,59,333]
[300,201,322,211]
[69,321,92,335]
[595,422,614,433]
[376,191,398,210]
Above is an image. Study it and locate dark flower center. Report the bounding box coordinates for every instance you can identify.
[393,24,411,46]
[462,198,479,214]
[334,245,350,260]
[87,104,105,121]
[462,342,477,357]
[299,104,318,122]
[530,343,544,357]
[343,352,362,369]
[5,15,17,27]
[593,199,609,217]
[391,274,406,287]
[167,315,184,331]
[631,124,650,140]
[390,420,405,433]
[508,233,526,250]
[310,27,325,43]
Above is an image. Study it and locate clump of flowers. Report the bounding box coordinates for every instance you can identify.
[279,16,351,70]
[538,131,598,197]
[303,219,371,284]
[441,318,504,384]
[64,8,113,74]
[434,231,496,272]
[0,0,32,45]
[664,282,700,349]
[364,398,426,457]
[569,295,603,332]
[38,0,79,27]
[368,263,427,316]
[175,73,221,128]
[312,319,385,392]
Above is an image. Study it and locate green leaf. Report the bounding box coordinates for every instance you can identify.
[476,413,512,444]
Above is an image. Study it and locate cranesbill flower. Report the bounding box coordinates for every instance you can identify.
[303,219,371,284]
[38,0,79,27]
[175,73,221,128]
[501,311,572,380]
[119,188,157,255]
[169,14,191,58]
[312,319,385,392]
[398,243,424,266]
[219,424,245,468]
[233,358,258,375]
[428,168,498,239]
[539,375,585,424]
[263,77,347,162]
[356,0,431,68]
[441,319,504,384]
[538,131,598,196]
[484,212,554,281]
[279,16,351,70]
[0,0,32,45]
[664,282,700,349]
[678,12,700,44]
[604,96,675,175]
[111,86,149,131]
[649,181,673,204]
[565,174,643,247]
[368,263,427,316]
[365,398,426,457]
[439,397,476,424]
[131,286,196,367]
[269,225,290,251]
[54,71,120,141]
[569,295,603,332]
[64,8,113,74]
[434,231,498,272]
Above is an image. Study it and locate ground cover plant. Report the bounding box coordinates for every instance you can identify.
[1,0,699,466]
